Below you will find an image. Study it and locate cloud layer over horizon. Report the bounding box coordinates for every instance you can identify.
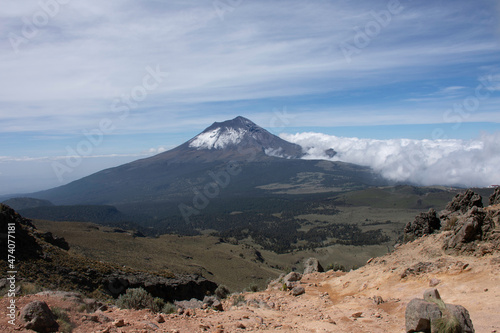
[282,132,500,188]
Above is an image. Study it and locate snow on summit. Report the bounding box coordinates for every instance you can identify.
[189,127,247,150]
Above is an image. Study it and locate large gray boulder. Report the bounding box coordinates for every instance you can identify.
[446,304,475,333]
[405,289,474,333]
[21,301,59,333]
[303,258,324,274]
[405,298,442,332]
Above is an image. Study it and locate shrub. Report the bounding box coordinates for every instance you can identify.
[52,307,73,333]
[444,216,459,231]
[20,282,44,295]
[151,297,166,313]
[245,283,259,293]
[326,263,347,272]
[433,316,461,333]
[215,285,231,299]
[232,294,246,306]
[162,302,177,314]
[429,298,461,333]
[116,288,156,311]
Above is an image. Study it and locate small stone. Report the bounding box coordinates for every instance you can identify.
[156,314,165,323]
[113,319,125,327]
[423,288,441,301]
[199,324,210,330]
[429,278,441,287]
[291,286,305,296]
[351,312,363,318]
[212,299,224,311]
[236,322,246,329]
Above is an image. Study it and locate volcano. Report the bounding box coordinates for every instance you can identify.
[30,117,384,216]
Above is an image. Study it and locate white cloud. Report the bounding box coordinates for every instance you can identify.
[281,132,500,187]
[142,147,167,154]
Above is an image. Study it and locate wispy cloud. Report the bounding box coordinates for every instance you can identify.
[1,0,499,134]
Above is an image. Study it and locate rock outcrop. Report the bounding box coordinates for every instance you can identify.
[0,204,42,260]
[303,258,324,274]
[36,231,70,251]
[405,288,474,333]
[20,301,59,333]
[103,272,218,303]
[490,187,500,205]
[443,206,497,254]
[404,208,441,242]
[445,190,483,214]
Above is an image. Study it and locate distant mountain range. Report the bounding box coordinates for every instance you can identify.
[14,116,386,221]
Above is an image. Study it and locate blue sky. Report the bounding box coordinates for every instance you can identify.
[1,0,500,194]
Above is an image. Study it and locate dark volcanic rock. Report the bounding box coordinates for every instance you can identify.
[325,148,337,158]
[36,231,70,250]
[0,204,42,260]
[403,208,441,242]
[21,301,59,333]
[445,190,483,214]
[443,206,496,254]
[489,187,500,205]
[103,272,218,303]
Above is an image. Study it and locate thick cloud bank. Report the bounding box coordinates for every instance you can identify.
[281,132,500,187]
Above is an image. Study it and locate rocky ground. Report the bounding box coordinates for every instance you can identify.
[1,190,500,332]
[1,229,499,332]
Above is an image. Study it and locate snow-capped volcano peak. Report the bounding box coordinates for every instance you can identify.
[184,116,303,159]
[188,116,261,150]
[189,127,247,150]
